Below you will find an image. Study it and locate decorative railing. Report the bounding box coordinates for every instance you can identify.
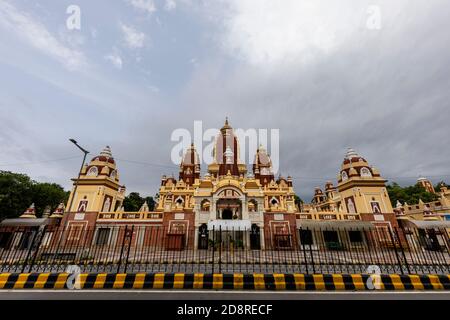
[98,212,163,220]
[0,224,449,274]
[296,212,360,221]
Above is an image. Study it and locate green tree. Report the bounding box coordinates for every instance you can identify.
[123,192,156,212]
[0,171,69,220]
[144,196,156,211]
[294,194,304,210]
[31,182,69,216]
[294,194,304,205]
[0,171,34,219]
[387,182,440,207]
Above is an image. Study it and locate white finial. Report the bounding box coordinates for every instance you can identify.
[100,146,112,157]
[345,147,359,159]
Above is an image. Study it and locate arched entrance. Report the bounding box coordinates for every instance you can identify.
[216,199,242,220]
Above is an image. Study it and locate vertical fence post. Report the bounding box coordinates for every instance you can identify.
[308,229,316,274]
[212,226,215,273]
[123,225,134,274]
[117,225,128,273]
[21,230,39,273]
[394,227,410,274]
[219,226,222,274]
[300,228,309,274]
[27,226,48,273]
[387,227,404,275]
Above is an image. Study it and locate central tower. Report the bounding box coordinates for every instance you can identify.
[207,118,247,178]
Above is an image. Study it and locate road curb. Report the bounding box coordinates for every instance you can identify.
[0,273,449,290]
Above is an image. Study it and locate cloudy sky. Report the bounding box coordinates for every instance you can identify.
[1,0,450,201]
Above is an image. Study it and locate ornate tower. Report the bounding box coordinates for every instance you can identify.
[65,146,126,215]
[417,177,435,194]
[179,143,200,185]
[208,118,247,178]
[253,145,274,186]
[337,148,397,227]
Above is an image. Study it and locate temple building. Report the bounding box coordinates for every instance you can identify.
[150,119,298,249]
[298,147,400,246]
[394,178,450,229]
[2,119,449,251]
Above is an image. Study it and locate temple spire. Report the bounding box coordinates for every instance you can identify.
[221,117,231,131]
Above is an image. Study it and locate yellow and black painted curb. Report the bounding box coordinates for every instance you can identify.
[0,273,449,290]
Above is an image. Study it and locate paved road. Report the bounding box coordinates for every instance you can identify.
[0,290,449,300]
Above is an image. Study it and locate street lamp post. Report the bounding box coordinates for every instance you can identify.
[55,139,90,254]
[67,139,89,214]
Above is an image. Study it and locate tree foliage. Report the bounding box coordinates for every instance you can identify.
[386,182,440,207]
[294,194,304,205]
[123,192,156,212]
[0,171,69,220]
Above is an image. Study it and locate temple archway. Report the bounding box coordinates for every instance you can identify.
[216,199,242,220]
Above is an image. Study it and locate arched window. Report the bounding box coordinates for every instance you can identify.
[360,167,372,178]
[270,197,279,207]
[102,197,111,212]
[110,170,117,180]
[341,171,348,181]
[175,196,184,207]
[87,166,98,177]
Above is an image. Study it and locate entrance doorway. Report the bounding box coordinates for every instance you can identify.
[250,224,260,249]
[222,208,233,220]
[216,198,242,220]
[198,224,209,249]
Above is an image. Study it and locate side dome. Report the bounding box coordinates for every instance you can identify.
[339,147,378,181]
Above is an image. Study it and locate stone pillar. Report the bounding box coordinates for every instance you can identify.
[194,227,198,250]
[260,226,265,249]
[211,196,217,220]
[241,195,248,220]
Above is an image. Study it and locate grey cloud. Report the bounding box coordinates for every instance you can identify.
[2,1,450,202]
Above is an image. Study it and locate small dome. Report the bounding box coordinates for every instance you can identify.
[91,146,115,164]
[343,147,367,165]
[325,181,335,190]
[50,203,65,218]
[314,187,324,195]
[20,203,36,219]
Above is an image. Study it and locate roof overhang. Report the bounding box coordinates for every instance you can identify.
[0,218,59,227]
[402,219,450,229]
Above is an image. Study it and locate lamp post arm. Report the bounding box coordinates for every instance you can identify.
[67,151,89,213]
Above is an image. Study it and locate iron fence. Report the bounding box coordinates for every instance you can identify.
[0,224,449,274]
